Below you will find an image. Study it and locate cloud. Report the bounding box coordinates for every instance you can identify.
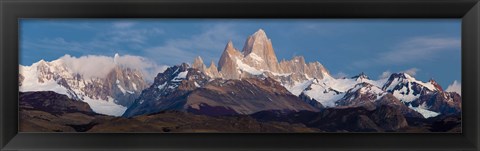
[59,54,167,81]
[379,70,392,79]
[97,27,164,44]
[333,72,349,78]
[25,23,237,67]
[381,37,460,64]
[400,68,420,76]
[353,36,460,68]
[445,80,461,95]
[144,24,242,65]
[113,22,136,29]
[378,68,419,79]
[24,27,164,55]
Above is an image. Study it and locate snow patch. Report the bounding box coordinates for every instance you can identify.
[19,65,70,95]
[172,71,188,81]
[392,85,420,103]
[285,80,313,96]
[270,72,292,77]
[157,83,167,90]
[408,104,440,118]
[132,83,137,91]
[117,84,126,95]
[247,53,263,62]
[235,59,263,75]
[82,96,127,116]
[286,75,390,107]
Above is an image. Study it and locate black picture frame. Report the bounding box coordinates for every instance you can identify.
[1,0,479,150]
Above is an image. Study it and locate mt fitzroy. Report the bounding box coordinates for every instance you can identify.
[123,29,461,118]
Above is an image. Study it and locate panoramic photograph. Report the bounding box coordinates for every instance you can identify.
[19,19,462,132]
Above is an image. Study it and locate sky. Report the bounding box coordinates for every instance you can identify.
[20,19,461,88]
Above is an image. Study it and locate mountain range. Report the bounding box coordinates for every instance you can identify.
[19,29,462,132]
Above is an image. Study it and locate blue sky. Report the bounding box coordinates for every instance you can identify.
[20,19,461,88]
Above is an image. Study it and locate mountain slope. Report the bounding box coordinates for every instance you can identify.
[123,64,319,117]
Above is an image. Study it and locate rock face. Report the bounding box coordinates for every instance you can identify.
[414,91,462,115]
[190,30,334,110]
[194,29,330,85]
[192,56,207,72]
[185,77,319,116]
[217,41,244,79]
[193,56,222,78]
[123,64,319,117]
[242,29,280,73]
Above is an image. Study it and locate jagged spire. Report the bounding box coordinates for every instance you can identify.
[252,28,267,39]
[209,60,217,69]
[194,56,204,64]
[225,40,234,50]
[429,78,443,91]
[218,40,241,69]
[192,56,206,70]
[241,29,279,72]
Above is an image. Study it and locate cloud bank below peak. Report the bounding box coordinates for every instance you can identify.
[57,54,167,81]
[446,80,461,95]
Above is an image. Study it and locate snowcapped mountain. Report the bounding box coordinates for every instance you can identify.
[186,29,461,119]
[382,73,440,103]
[286,73,384,108]
[19,54,151,116]
[336,82,387,109]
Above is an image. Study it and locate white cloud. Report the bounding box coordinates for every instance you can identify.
[446,80,461,95]
[378,68,419,79]
[353,36,460,68]
[145,24,242,65]
[26,23,237,67]
[380,37,460,64]
[379,70,392,79]
[97,28,164,44]
[334,72,349,79]
[113,22,136,29]
[59,54,167,81]
[400,68,420,76]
